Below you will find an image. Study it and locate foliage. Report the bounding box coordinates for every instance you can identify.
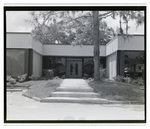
[26,11,117,45]
[29,74,40,81]
[132,77,144,86]
[7,75,11,82]
[113,75,124,82]
[113,75,144,86]
[123,77,131,83]
[17,73,27,83]
[9,78,17,84]
[100,68,107,79]
[88,80,144,102]
[26,11,144,45]
[23,79,63,99]
[42,69,54,79]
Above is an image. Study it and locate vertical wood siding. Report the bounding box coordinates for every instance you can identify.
[43,45,106,56]
[6,33,32,48]
[118,35,144,50]
[32,50,42,76]
[106,52,117,80]
[106,37,118,56]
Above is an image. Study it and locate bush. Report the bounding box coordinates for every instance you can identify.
[123,77,131,83]
[17,73,27,82]
[100,68,107,79]
[132,77,144,86]
[113,75,124,82]
[7,75,11,82]
[42,69,54,79]
[29,74,40,81]
[9,78,16,84]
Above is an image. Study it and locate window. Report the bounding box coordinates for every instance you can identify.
[124,51,144,78]
[75,63,78,75]
[70,63,73,75]
[7,50,25,77]
[43,57,66,77]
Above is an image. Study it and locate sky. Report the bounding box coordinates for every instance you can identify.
[6,11,144,34]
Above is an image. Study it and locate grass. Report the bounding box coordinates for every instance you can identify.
[87,80,145,103]
[22,79,63,99]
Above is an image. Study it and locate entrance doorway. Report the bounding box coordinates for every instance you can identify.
[66,59,82,78]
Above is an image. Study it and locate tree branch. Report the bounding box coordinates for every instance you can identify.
[66,15,91,23]
[99,11,113,18]
[67,11,114,23]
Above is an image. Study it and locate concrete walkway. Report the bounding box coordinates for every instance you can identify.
[7,92,145,120]
[41,79,109,104]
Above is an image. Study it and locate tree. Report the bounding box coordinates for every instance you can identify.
[27,10,144,80]
[93,11,100,80]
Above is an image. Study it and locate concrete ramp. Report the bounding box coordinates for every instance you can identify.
[41,79,109,104]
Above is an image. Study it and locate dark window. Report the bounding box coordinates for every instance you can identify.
[75,63,78,75]
[43,57,66,77]
[70,63,73,75]
[7,50,25,77]
[124,51,144,78]
[83,58,94,77]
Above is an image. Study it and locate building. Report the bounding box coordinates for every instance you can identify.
[6,32,145,80]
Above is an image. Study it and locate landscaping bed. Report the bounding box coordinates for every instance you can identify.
[87,80,145,103]
[21,79,63,99]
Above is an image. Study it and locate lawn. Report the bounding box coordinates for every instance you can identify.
[87,80,145,103]
[22,79,63,99]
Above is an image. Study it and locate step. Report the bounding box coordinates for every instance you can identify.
[41,97,109,104]
[56,87,94,92]
[51,92,99,98]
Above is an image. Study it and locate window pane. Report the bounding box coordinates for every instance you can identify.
[6,50,25,77]
[75,63,78,75]
[124,51,144,78]
[70,63,73,75]
[83,58,94,77]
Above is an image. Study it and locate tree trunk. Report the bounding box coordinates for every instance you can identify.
[92,11,100,80]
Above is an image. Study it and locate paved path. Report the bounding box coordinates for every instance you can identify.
[7,92,145,120]
[41,79,109,104]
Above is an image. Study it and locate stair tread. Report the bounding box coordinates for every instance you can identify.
[52,92,98,95]
[57,87,93,89]
[42,97,107,101]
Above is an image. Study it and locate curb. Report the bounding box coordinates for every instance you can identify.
[22,93,144,104]
[22,93,41,102]
[108,100,144,105]
[21,92,144,105]
[7,89,23,92]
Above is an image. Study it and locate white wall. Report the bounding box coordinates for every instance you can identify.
[118,35,144,50]
[106,37,118,56]
[43,44,106,57]
[106,52,117,80]
[6,33,32,48]
[32,50,42,76]
[32,38,43,55]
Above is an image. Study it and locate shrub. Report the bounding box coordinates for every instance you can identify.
[123,77,131,83]
[7,75,11,82]
[29,74,40,81]
[132,77,144,86]
[100,68,107,79]
[17,73,27,82]
[113,75,124,82]
[53,76,60,79]
[9,78,16,84]
[61,74,65,79]
[42,69,54,79]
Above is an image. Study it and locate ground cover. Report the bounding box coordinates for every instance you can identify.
[87,80,145,103]
[22,79,63,98]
